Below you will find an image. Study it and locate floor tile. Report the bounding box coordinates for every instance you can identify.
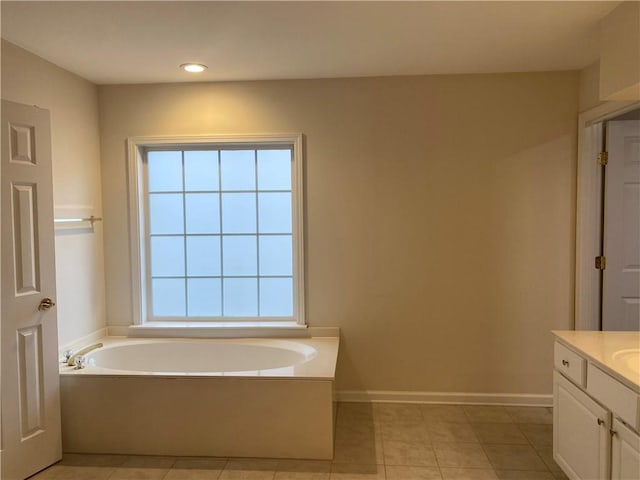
[338,403,377,424]
[60,454,129,467]
[426,422,479,443]
[495,471,553,479]
[432,443,491,469]
[173,459,228,469]
[334,425,385,465]
[483,445,547,471]
[439,468,498,480]
[463,407,512,424]
[381,422,430,443]
[28,466,64,479]
[382,440,437,467]
[470,424,527,445]
[385,465,442,480]
[517,424,552,447]
[275,460,331,480]
[373,404,423,424]
[532,446,563,474]
[109,466,171,480]
[220,460,277,480]
[33,465,114,480]
[504,407,552,425]
[120,456,177,468]
[165,468,224,480]
[330,464,386,480]
[420,406,469,424]
[165,458,227,480]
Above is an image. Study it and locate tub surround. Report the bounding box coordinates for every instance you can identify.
[59,337,338,459]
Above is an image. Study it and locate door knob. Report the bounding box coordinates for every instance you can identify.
[38,297,56,311]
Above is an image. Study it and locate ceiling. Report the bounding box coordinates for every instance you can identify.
[1,1,620,85]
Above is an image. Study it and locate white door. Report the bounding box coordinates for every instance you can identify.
[611,418,640,480]
[1,100,61,479]
[603,119,640,331]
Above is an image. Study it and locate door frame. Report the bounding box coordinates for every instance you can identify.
[575,100,640,330]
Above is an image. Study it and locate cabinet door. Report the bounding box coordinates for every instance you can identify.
[554,371,611,480]
[611,418,640,480]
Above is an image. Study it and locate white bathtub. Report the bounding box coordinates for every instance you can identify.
[59,337,339,459]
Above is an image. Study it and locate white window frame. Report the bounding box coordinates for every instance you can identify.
[126,134,305,327]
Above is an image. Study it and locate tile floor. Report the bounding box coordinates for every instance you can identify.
[30,403,568,480]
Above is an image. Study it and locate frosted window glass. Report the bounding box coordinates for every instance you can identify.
[258,193,292,233]
[259,278,293,317]
[257,149,291,190]
[187,236,221,276]
[185,150,219,191]
[185,193,220,234]
[221,150,255,191]
[151,236,185,277]
[152,278,185,316]
[223,278,258,316]
[187,278,222,316]
[259,235,292,276]
[149,194,184,234]
[221,193,256,233]
[222,236,257,276]
[148,151,183,192]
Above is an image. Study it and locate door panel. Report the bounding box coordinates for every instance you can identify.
[603,119,640,331]
[1,100,61,479]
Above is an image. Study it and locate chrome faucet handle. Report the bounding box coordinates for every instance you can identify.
[62,350,73,363]
[74,355,87,370]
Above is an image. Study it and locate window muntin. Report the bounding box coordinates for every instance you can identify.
[143,145,297,321]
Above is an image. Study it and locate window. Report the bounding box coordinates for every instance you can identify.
[127,135,304,325]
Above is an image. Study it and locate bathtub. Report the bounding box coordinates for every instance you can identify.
[59,337,339,459]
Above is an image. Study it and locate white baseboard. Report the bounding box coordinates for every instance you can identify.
[336,390,553,407]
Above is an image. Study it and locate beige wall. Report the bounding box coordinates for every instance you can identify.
[99,72,578,394]
[599,1,640,101]
[579,61,604,112]
[1,40,106,347]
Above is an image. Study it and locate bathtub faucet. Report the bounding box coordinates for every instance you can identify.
[67,343,103,366]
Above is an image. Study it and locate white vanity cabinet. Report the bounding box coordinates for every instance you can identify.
[554,371,611,479]
[552,334,640,480]
[611,418,640,480]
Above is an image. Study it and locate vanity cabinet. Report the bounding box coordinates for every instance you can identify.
[611,418,640,480]
[554,371,611,479]
[553,339,640,480]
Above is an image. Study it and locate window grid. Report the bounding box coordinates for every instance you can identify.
[147,147,294,318]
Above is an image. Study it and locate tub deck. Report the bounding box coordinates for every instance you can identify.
[59,337,338,459]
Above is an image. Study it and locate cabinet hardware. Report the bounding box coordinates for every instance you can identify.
[562,359,570,367]
[595,256,606,270]
[597,418,605,426]
[610,429,618,437]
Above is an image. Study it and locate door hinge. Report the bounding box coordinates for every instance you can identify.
[598,151,608,166]
[595,256,606,270]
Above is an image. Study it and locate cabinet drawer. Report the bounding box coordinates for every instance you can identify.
[587,364,640,431]
[554,341,587,387]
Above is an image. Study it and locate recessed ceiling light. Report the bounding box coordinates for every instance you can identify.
[180,63,207,73]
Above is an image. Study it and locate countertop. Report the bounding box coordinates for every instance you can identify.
[553,330,640,392]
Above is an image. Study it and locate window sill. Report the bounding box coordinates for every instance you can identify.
[126,321,309,338]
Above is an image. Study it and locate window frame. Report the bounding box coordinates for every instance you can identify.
[127,134,305,326]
